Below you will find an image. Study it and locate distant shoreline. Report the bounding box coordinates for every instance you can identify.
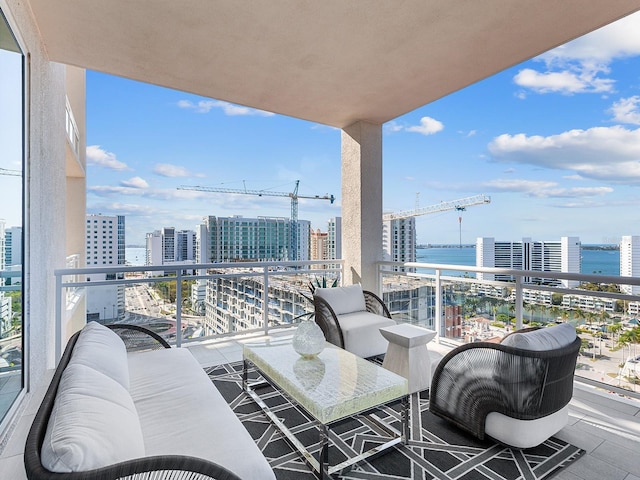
[417,244,474,249]
[416,244,620,250]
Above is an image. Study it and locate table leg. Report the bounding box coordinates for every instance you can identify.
[401,395,410,444]
[242,358,249,392]
[319,423,329,479]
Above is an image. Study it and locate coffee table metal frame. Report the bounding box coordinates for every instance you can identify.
[242,341,409,479]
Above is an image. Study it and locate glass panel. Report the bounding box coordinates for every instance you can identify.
[0,8,24,423]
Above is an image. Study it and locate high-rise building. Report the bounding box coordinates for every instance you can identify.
[85,214,126,321]
[476,236,581,287]
[327,217,342,267]
[4,226,22,268]
[201,216,310,262]
[0,220,10,335]
[383,217,416,269]
[146,228,197,267]
[620,235,640,295]
[310,228,328,269]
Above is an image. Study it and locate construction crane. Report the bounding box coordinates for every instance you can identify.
[178,181,335,261]
[0,167,21,177]
[382,194,491,221]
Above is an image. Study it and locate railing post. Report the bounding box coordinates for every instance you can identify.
[515,276,523,330]
[55,272,62,361]
[435,269,442,344]
[176,269,182,348]
[263,267,270,335]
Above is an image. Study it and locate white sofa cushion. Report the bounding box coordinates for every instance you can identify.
[501,323,576,351]
[338,311,396,358]
[41,363,145,473]
[315,284,366,315]
[127,348,275,480]
[485,405,569,449]
[69,321,130,389]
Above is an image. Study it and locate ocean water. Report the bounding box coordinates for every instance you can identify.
[125,245,621,275]
[415,245,619,277]
[125,247,146,266]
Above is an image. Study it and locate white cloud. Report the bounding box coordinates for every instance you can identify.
[514,11,640,95]
[483,178,613,198]
[120,177,149,189]
[177,99,275,116]
[88,202,159,216]
[384,121,404,133]
[406,116,444,135]
[86,145,130,171]
[610,96,640,125]
[513,68,613,94]
[88,185,143,196]
[488,125,640,183]
[153,163,192,177]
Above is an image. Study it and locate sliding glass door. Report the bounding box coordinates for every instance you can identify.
[0,7,24,424]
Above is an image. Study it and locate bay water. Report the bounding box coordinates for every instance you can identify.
[126,245,620,275]
[415,245,620,276]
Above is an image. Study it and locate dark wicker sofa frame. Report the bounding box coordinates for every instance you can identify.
[313,289,391,349]
[24,324,242,480]
[429,335,581,441]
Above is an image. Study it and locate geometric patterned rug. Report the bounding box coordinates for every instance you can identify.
[206,362,585,480]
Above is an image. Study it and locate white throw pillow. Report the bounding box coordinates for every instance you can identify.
[41,363,145,473]
[69,321,130,389]
[501,323,576,351]
[315,284,367,315]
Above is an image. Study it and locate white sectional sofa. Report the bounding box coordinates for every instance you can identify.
[24,321,275,480]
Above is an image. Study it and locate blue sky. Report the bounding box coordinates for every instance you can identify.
[85,12,640,247]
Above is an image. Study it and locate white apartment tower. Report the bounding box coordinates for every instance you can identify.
[0,220,11,335]
[620,235,640,295]
[85,214,126,321]
[383,217,416,265]
[327,217,342,265]
[146,228,197,267]
[476,236,581,287]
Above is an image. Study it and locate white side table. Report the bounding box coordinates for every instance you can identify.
[380,324,437,394]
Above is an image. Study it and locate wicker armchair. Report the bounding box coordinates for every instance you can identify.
[313,284,396,358]
[429,324,581,449]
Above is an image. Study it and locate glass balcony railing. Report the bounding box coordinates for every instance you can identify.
[54,261,343,357]
[379,261,640,397]
[54,259,640,398]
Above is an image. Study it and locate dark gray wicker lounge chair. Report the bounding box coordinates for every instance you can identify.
[24,324,243,480]
[429,325,581,449]
[313,284,396,358]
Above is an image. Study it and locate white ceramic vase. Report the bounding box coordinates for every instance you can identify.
[292,317,325,358]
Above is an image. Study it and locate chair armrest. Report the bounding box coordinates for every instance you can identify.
[26,453,242,480]
[363,290,391,318]
[312,295,345,348]
[106,324,171,351]
[429,337,580,440]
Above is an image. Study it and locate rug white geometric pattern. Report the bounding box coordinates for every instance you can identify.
[207,362,584,480]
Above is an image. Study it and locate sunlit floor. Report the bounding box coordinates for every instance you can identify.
[1,331,639,480]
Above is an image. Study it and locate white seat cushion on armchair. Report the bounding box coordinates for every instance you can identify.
[338,311,396,358]
[314,284,396,358]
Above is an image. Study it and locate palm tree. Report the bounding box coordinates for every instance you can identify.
[609,323,622,343]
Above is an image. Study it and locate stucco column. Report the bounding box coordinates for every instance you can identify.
[341,121,383,292]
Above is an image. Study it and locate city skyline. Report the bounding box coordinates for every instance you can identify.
[86,12,640,246]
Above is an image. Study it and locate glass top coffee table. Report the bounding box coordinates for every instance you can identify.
[243,337,409,479]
